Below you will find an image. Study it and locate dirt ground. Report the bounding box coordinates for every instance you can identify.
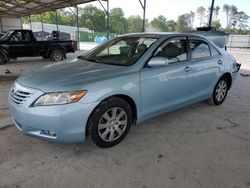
[0,49,250,188]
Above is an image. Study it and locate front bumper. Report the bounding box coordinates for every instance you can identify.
[233,63,241,73]
[9,82,98,143]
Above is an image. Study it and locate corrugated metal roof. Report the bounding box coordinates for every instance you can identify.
[0,0,103,17]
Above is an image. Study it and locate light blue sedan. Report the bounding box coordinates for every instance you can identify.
[9,33,241,147]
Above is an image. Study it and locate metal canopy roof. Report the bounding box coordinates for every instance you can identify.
[0,0,102,17]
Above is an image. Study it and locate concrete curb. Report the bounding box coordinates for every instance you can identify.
[0,75,19,81]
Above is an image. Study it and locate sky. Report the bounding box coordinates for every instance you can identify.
[80,0,250,28]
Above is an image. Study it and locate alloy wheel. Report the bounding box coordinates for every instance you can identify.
[215,80,227,102]
[98,107,128,142]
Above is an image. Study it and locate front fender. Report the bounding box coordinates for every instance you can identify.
[78,72,141,118]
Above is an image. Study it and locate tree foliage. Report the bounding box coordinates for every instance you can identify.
[21,4,250,35]
[109,8,127,34]
[150,15,168,31]
[196,6,206,27]
[127,15,143,33]
[78,5,106,31]
[176,13,194,32]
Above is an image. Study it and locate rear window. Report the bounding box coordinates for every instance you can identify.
[190,40,211,59]
[210,46,221,56]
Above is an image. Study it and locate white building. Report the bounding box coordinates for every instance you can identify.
[0,17,22,32]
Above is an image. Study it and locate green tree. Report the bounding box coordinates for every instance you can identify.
[228,5,238,29]
[223,4,230,28]
[212,20,221,29]
[231,11,249,30]
[167,20,177,32]
[150,15,168,31]
[22,9,76,27]
[176,13,192,32]
[78,5,106,32]
[109,8,127,34]
[196,6,206,26]
[127,15,143,33]
[214,6,220,20]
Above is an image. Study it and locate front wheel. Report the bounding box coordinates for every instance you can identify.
[88,97,133,148]
[209,77,229,105]
[0,51,8,65]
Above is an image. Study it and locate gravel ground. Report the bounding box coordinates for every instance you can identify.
[0,49,250,188]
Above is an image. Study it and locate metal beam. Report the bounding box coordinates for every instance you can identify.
[139,0,146,32]
[76,5,80,48]
[29,16,32,30]
[0,0,98,17]
[67,6,80,48]
[97,0,110,39]
[41,14,44,39]
[107,0,110,39]
[55,10,59,31]
[208,0,215,28]
[20,18,23,29]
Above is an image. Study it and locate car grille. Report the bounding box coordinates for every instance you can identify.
[10,83,32,105]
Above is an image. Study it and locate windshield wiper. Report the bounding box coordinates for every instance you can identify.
[77,55,85,60]
[85,58,104,64]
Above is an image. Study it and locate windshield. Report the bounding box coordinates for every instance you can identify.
[84,36,157,66]
[0,30,14,41]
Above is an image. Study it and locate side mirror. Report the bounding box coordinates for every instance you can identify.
[148,57,169,67]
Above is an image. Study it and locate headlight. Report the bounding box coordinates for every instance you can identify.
[33,90,87,106]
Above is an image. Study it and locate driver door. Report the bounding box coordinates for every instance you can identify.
[8,31,35,57]
[140,37,192,118]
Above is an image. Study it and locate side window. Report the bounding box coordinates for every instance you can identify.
[189,40,211,59]
[210,46,220,56]
[98,37,156,57]
[99,40,127,56]
[23,32,31,42]
[155,38,188,64]
[9,31,22,42]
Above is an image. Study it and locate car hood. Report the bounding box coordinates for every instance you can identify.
[17,58,130,92]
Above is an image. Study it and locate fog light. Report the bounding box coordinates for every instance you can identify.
[40,130,56,137]
[48,131,56,136]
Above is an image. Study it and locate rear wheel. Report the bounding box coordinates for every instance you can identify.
[209,76,229,105]
[50,49,64,62]
[88,97,133,148]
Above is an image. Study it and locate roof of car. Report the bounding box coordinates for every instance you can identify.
[120,32,206,39]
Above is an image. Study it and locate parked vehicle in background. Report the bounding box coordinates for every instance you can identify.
[9,32,240,147]
[0,29,77,65]
[0,32,4,39]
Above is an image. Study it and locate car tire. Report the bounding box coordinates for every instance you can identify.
[50,49,64,62]
[88,97,133,148]
[209,76,229,105]
[0,50,8,65]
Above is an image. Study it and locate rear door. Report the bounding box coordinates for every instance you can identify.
[188,37,222,101]
[140,37,192,118]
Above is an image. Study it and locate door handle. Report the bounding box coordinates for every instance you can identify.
[217,60,223,65]
[184,66,191,72]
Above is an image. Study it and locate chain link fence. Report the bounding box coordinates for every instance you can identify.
[228,35,250,48]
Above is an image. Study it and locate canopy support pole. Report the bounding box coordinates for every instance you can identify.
[208,0,215,28]
[41,14,44,39]
[29,16,32,30]
[97,0,110,39]
[139,0,146,32]
[68,6,80,49]
[55,10,59,31]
